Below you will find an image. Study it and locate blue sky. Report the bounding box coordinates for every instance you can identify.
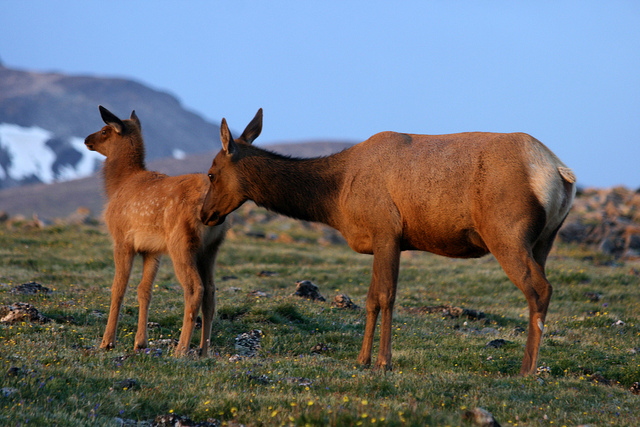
[1,1,639,188]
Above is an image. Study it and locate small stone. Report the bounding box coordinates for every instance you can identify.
[584,291,603,302]
[485,339,508,348]
[0,302,51,324]
[9,281,51,295]
[310,343,332,354]
[116,378,140,390]
[291,280,326,301]
[284,377,313,387]
[332,294,359,309]
[234,329,262,357]
[258,270,278,277]
[250,290,269,298]
[1,387,18,397]
[630,382,640,395]
[463,407,501,426]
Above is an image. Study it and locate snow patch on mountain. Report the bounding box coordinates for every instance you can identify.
[0,123,103,186]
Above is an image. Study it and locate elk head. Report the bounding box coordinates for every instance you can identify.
[200,108,263,226]
[84,105,141,157]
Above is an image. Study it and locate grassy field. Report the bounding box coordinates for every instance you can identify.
[1,207,639,426]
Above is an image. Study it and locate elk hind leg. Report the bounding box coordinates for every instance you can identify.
[170,248,204,356]
[491,244,552,375]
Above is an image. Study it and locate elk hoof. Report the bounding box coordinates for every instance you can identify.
[373,361,392,372]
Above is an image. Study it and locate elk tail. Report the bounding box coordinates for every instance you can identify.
[557,166,576,184]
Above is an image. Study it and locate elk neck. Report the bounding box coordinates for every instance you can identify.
[239,147,346,227]
[102,145,147,199]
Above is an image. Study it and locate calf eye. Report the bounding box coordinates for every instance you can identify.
[101,129,107,135]
[208,173,215,182]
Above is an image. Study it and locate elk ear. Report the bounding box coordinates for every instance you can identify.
[130,110,141,130]
[220,118,238,155]
[99,105,124,134]
[239,108,263,145]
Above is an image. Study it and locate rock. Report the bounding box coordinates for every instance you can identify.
[463,407,501,426]
[512,326,526,335]
[1,387,18,397]
[558,221,588,243]
[291,280,326,301]
[65,207,93,225]
[9,281,51,295]
[406,305,485,320]
[0,302,51,324]
[151,414,220,426]
[284,377,313,387]
[116,378,140,390]
[234,329,262,357]
[249,290,269,298]
[588,373,611,385]
[6,366,22,377]
[332,294,359,309]
[247,374,271,385]
[485,339,508,348]
[310,343,332,354]
[584,291,602,302]
[630,382,640,395]
[318,229,346,246]
[536,365,551,376]
[257,270,278,277]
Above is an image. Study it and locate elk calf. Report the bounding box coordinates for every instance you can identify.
[85,106,227,356]
[201,109,576,375]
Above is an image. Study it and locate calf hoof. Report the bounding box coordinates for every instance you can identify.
[99,342,115,350]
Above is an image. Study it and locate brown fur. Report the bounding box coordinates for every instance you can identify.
[85,106,227,356]
[201,109,576,375]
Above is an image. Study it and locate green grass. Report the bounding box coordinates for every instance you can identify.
[1,215,639,426]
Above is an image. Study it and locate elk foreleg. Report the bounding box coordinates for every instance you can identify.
[134,253,161,351]
[170,250,204,356]
[101,245,134,350]
[357,239,401,370]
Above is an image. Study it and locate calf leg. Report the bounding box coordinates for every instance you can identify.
[134,253,161,351]
[101,244,134,349]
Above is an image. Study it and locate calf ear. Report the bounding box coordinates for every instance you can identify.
[130,110,141,130]
[99,105,124,134]
[239,108,263,145]
[220,118,238,155]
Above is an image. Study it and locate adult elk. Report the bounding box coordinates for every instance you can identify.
[201,109,576,375]
[84,106,229,356]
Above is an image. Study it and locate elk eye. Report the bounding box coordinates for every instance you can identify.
[101,129,107,135]
[208,173,215,182]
